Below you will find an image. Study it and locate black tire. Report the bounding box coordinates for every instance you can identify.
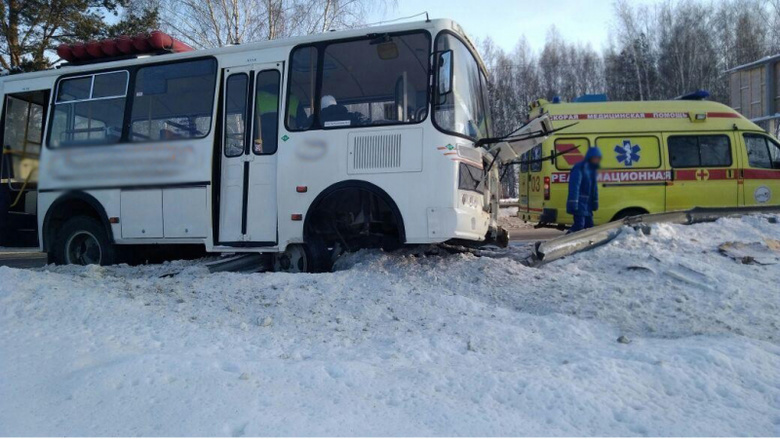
[50,216,116,266]
[273,240,333,273]
[611,208,648,222]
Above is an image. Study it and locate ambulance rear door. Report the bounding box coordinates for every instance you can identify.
[518,151,529,217]
[665,132,739,211]
[526,144,545,217]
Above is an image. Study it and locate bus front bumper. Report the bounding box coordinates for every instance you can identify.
[426,206,491,242]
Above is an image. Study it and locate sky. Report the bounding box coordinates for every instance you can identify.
[369,0,665,54]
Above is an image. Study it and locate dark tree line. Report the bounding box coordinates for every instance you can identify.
[0,0,158,72]
[1,0,391,72]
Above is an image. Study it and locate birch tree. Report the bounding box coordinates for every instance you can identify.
[153,0,394,48]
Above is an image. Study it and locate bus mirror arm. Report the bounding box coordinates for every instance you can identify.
[475,121,578,149]
[500,144,580,167]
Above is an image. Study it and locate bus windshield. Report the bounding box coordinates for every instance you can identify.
[433,32,492,141]
[286,31,431,131]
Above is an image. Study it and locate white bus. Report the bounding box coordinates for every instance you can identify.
[0,19,512,272]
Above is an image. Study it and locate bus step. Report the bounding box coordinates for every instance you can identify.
[1,212,39,247]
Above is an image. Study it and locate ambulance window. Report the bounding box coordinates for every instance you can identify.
[530,145,543,172]
[668,137,699,168]
[744,134,780,169]
[520,152,529,173]
[699,136,731,167]
[668,135,731,168]
[770,138,780,168]
[744,135,771,169]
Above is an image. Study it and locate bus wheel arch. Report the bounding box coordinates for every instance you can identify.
[611,207,649,222]
[43,192,115,265]
[300,180,406,270]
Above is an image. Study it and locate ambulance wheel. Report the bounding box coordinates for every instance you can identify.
[273,241,331,273]
[51,216,116,266]
[612,208,648,222]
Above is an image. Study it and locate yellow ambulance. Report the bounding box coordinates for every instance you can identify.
[518,96,780,227]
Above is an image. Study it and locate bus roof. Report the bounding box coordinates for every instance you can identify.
[0,18,482,85]
[530,99,764,134]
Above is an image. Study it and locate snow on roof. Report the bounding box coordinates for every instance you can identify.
[725,53,780,73]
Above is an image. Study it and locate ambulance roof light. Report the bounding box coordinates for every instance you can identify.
[675,90,710,101]
[573,94,608,103]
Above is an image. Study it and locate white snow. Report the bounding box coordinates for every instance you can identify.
[1,215,779,436]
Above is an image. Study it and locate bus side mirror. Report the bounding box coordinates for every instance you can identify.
[437,50,453,97]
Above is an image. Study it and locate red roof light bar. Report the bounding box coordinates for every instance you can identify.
[57,31,194,63]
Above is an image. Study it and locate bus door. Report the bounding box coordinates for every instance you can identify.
[665,133,739,211]
[218,62,283,245]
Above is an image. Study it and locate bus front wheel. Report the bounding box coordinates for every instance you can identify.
[50,216,116,266]
[273,241,331,273]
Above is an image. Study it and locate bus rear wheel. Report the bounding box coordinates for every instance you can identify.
[50,216,116,266]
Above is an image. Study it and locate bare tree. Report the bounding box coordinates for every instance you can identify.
[153,0,394,48]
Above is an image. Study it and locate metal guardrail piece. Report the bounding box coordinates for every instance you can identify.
[528,205,780,267]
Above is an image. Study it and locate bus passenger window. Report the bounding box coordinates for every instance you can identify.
[287,46,317,131]
[130,58,217,142]
[224,74,248,157]
[254,70,280,155]
[49,71,128,148]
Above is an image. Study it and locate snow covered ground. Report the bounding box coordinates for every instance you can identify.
[1,215,779,436]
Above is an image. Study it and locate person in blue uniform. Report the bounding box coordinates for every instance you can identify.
[567,147,602,233]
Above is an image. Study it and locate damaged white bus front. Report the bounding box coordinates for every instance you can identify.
[431,28,552,248]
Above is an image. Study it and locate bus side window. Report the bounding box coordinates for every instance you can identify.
[130,58,217,142]
[50,72,127,148]
[287,46,317,131]
[224,74,249,157]
[253,70,280,155]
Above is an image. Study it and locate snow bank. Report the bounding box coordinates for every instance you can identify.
[0,215,779,436]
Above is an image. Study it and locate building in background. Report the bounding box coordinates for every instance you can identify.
[728,55,780,137]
